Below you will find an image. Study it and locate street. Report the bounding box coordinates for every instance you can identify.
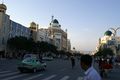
[0,58,120,80]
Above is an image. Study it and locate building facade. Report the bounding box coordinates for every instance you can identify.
[0,3,31,56]
[48,17,68,51]
[9,20,31,39]
[0,3,71,55]
[96,30,120,55]
[29,22,38,42]
[37,28,50,42]
[67,39,71,52]
[0,3,10,51]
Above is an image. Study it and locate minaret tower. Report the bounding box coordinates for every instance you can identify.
[0,0,7,13]
[51,15,54,22]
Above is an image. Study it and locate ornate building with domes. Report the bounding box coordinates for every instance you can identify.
[29,16,71,52]
[48,16,68,51]
[0,3,71,57]
[96,30,120,55]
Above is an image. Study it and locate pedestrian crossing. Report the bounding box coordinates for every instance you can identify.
[42,75,56,80]
[59,76,69,80]
[2,74,28,80]
[0,70,84,80]
[23,74,43,80]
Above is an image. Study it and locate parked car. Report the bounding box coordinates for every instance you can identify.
[17,57,46,73]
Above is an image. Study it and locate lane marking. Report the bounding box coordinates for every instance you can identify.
[23,74,43,80]
[0,71,11,74]
[60,76,69,80]
[42,74,56,80]
[0,72,19,77]
[2,74,28,80]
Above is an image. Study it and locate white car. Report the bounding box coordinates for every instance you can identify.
[18,57,47,73]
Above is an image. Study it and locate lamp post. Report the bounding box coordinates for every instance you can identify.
[109,27,120,36]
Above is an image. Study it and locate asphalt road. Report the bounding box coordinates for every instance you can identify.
[0,58,120,80]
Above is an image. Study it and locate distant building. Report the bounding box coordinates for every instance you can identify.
[0,3,71,55]
[9,20,30,39]
[67,39,71,52]
[0,3,10,52]
[34,16,71,52]
[48,16,68,51]
[37,28,50,42]
[96,30,120,55]
[0,3,31,56]
[29,22,38,42]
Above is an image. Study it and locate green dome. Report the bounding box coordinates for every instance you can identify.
[104,30,112,36]
[53,19,59,24]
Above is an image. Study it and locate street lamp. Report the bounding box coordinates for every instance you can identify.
[109,27,120,36]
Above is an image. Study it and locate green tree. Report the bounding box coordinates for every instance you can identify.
[95,48,114,57]
[36,41,57,54]
[7,37,58,56]
[7,36,35,51]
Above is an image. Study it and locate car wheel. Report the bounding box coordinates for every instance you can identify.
[43,66,46,71]
[20,69,25,73]
[33,68,37,73]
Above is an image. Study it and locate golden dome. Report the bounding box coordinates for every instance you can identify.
[0,3,7,10]
[30,22,37,30]
[30,22,36,25]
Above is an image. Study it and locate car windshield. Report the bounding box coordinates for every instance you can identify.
[23,54,37,59]
[22,58,36,63]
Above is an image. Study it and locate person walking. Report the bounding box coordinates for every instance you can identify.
[70,56,75,69]
[80,54,101,80]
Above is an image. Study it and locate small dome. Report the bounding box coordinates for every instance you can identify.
[30,22,37,29]
[53,19,59,24]
[0,3,7,10]
[30,22,36,25]
[104,30,112,36]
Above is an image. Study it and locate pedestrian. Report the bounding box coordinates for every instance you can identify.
[39,55,43,62]
[80,54,101,80]
[70,56,75,69]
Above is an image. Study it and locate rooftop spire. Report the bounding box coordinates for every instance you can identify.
[51,15,54,22]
